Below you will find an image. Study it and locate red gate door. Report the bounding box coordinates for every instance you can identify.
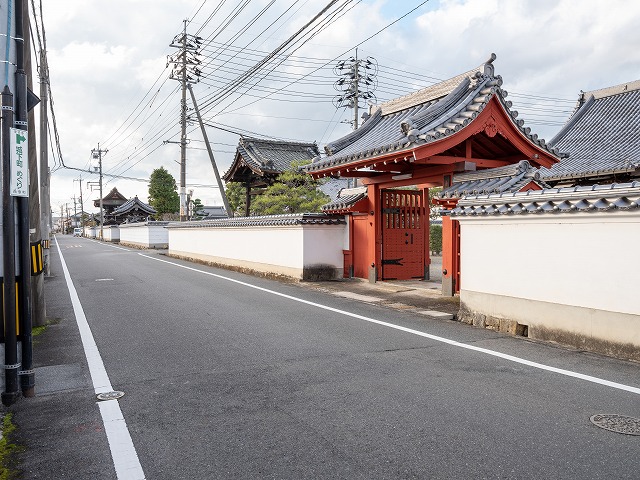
[381,190,425,280]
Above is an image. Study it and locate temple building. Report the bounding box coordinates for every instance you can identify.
[307,54,560,295]
[93,187,127,225]
[110,196,156,224]
[223,136,320,214]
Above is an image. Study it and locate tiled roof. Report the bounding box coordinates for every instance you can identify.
[322,186,367,212]
[449,181,640,216]
[224,136,320,180]
[111,196,156,216]
[542,80,640,181]
[166,213,346,229]
[317,178,350,201]
[438,160,549,199]
[306,54,558,174]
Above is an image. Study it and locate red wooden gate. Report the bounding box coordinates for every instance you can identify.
[381,190,425,280]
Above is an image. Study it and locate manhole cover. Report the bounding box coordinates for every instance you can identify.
[96,391,125,401]
[590,414,640,435]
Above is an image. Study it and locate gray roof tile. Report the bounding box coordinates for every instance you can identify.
[437,160,549,199]
[542,81,640,181]
[166,213,345,229]
[449,181,640,216]
[224,137,320,180]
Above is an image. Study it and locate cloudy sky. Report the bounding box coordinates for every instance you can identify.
[37,0,640,213]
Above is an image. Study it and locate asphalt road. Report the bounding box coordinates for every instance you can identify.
[14,235,640,479]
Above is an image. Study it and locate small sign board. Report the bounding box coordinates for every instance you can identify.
[10,128,28,197]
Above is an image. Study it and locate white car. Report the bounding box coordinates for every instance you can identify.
[73,228,83,237]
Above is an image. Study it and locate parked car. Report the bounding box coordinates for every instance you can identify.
[73,228,83,237]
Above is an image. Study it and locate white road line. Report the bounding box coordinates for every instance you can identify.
[140,253,640,397]
[88,238,132,252]
[55,238,145,480]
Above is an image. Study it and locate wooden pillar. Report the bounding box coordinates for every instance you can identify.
[244,183,251,216]
[441,215,459,296]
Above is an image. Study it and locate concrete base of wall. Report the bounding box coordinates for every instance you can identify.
[120,241,167,249]
[168,250,342,281]
[459,290,640,362]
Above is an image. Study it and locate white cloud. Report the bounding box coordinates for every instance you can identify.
[40,0,640,210]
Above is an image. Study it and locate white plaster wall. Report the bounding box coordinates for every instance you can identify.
[148,225,169,246]
[458,211,640,316]
[302,225,346,267]
[103,227,120,242]
[119,224,150,246]
[168,223,347,278]
[84,227,96,238]
[169,226,304,268]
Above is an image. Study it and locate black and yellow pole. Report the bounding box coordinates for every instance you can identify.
[15,0,34,397]
[1,84,19,406]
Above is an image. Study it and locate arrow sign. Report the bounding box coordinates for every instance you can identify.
[10,127,28,197]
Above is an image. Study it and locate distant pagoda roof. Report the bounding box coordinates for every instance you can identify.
[94,187,127,208]
[541,79,640,183]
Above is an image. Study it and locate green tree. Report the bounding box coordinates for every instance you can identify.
[189,197,205,219]
[251,161,329,215]
[428,186,443,220]
[148,167,179,219]
[224,181,246,216]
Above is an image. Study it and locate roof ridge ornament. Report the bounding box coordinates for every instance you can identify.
[484,53,497,76]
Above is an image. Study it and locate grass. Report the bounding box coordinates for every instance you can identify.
[0,414,23,480]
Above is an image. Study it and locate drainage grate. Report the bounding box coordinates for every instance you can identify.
[590,414,640,436]
[96,391,125,401]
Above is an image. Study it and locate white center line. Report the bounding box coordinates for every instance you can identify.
[55,238,145,480]
[140,253,640,397]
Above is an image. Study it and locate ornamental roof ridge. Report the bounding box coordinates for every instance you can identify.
[452,160,533,183]
[584,79,640,100]
[378,65,485,116]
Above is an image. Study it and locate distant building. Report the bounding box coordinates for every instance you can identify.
[110,196,157,224]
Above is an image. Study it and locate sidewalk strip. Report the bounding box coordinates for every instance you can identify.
[139,253,640,397]
[55,238,145,480]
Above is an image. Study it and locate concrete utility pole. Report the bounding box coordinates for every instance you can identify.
[91,145,106,239]
[74,176,84,229]
[179,20,187,221]
[168,21,202,221]
[39,49,50,275]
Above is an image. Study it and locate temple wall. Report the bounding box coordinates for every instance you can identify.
[102,226,120,243]
[167,223,347,281]
[456,210,640,361]
[119,222,169,249]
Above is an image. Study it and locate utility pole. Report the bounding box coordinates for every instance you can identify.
[74,176,84,229]
[39,48,50,275]
[91,145,106,239]
[168,21,202,221]
[72,196,77,227]
[333,49,378,130]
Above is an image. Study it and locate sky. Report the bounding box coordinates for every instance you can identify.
[35,0,640,214]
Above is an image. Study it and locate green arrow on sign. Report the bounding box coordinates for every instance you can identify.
[15,132,26,144]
